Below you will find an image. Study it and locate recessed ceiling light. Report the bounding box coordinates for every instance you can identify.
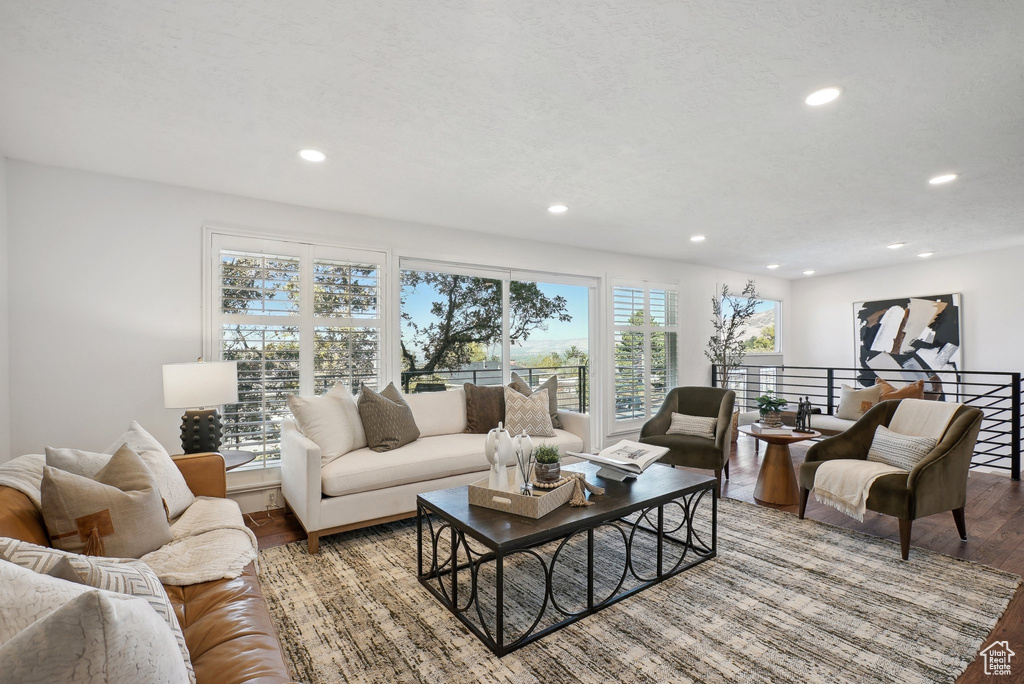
[803,270,816,276]
[929,173,957,185]
[887,242,906,250]
[766,264,780,269]
[547,204,569,214]
[918,252,934,258]
[805,87,841,106]
[690,235,706,242]
[298,149,326,162]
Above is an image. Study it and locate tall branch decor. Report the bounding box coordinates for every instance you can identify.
[704,278,762,391]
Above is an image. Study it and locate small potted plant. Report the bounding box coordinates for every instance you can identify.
[533,445,562,483]
[755,391,789,428]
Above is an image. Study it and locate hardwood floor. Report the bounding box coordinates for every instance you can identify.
[247,435,1023,682]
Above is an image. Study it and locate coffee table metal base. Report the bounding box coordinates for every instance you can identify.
[417,486,716,656]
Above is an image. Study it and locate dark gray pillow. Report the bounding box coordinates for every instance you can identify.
[509,372,562,429]
[463,383,505,434]
[357,383,421,452]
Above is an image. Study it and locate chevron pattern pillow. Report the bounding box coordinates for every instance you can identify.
[666,413,717,440]
[0,537,195,683]
[866,425,938,471]
[504,387,555,437]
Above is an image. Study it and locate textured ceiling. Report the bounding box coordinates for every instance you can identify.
[1,1,1022,277]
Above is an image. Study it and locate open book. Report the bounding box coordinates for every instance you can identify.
[567,440,670,480]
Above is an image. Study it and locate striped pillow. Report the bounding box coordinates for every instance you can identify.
[666,413,717,440]
[866,425,938,471]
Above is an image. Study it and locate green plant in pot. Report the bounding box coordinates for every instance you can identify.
[533,445,562,483]
[755,391,789,428]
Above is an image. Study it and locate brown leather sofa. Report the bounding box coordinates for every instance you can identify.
[0,452,292,684]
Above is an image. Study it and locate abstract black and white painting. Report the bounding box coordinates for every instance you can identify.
[853,293,962,398]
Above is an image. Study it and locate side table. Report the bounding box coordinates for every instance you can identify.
[219,449,257,471]
[738,426,820,505]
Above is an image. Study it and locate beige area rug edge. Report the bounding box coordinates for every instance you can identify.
[260,497,1021,684]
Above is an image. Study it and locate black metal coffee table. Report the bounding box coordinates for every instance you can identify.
[416,462,717,656]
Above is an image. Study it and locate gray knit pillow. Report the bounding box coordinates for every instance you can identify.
[666,413,717,440]
[357,383,421,452]
[866,426,937,471]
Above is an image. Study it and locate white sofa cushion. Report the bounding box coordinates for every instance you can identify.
[321,429,584,497]
[404,389,468,437]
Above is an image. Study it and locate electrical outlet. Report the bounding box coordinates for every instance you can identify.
[266,490,277,508]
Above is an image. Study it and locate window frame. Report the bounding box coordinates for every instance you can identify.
[203,228,390,469]
[607,278,680,434]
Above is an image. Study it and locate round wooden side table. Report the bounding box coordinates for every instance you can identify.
[738,426,820,506]
[219,449,257,471]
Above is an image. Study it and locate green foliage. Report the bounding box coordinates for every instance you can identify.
[704,279,762,387]
[614,309,671,417]
[743,324,775,352]
[400,272,571,373]
[755,390,788,414]
[534,444,561,464]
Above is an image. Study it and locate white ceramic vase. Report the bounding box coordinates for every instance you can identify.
[485,422,514,491]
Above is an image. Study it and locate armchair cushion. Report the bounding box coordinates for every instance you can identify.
[866,426,937,470]
[666,413,717,439]
[641,433,723,471]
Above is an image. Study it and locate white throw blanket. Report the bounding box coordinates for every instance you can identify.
[0,454,257,585]
[889,399,961,438]
[813,459,906,522]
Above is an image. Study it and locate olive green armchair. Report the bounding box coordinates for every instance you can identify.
[798,399,984,560]
[640,386,736,492]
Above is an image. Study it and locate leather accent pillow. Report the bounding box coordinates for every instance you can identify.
[836,383,884,420]
[509,372,562,429]
[666,412,717,440]
[288,382,361,466]
[866,425,938,471]
[358,383,421,452]
[41,445,173,558]
[464,383,505,434]
[504,387,555,437]
[103,421,195,519]
[0,561,189,683]
[875,378,926,401]
[0,537,195,682]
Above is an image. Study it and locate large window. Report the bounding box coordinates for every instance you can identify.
[399,260,592,412]
[721,298,780,354]
[611,281,678,425]
[209,234,385,466]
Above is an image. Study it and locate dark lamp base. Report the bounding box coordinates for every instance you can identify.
[180,409,224,454]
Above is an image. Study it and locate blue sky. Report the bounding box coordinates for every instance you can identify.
[401,278,589,352]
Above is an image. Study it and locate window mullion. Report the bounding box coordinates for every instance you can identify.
[501,279,511,383]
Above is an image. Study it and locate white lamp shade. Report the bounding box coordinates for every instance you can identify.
[162,361,239,409]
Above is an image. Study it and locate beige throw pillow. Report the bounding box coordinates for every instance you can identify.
[41,445,173,558]
[666,413,717,440]
[836,383,884,421]
[103,421,195,519]
[866,425,938,471]
[504,387,555,437]
[288,383,363,466]
[509,372,562,429]
[358,383,421,452]
[0,537,195,682]
[0,562,189,684]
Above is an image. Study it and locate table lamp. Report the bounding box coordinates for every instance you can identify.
[162,359,239,454]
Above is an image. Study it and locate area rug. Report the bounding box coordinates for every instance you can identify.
[259,498,1020,683]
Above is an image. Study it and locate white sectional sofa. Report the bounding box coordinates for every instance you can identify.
[281,387,590,553]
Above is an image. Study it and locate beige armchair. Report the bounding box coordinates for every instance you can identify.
[640,386,736,491]
[799,400,984,560]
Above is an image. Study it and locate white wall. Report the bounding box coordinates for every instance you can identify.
[788,247,1024,373]
[4,161,789,508]
[0,157,9,461]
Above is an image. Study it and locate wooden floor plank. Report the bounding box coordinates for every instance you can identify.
[248,434,1023,682]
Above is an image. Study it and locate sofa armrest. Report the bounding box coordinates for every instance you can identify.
[280,419,323,533]
[804,402,892,464]
[172,453,226,498]
[557,411,591,453]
